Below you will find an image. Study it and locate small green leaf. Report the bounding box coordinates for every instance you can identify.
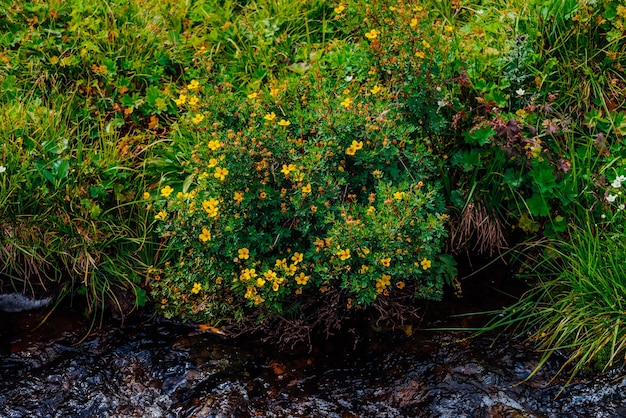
[527,193,551,217]
[465,126,496,146]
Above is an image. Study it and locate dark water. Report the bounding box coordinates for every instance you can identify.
[2,278,626,417]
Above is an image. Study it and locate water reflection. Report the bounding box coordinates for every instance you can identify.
[2,302,626,417]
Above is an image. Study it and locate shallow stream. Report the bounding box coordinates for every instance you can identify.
[2,274,626,417]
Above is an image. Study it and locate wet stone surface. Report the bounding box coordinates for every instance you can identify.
[2,305,626,418]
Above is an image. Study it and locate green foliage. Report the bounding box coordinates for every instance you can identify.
[3,0,626,366]
[149,64,454,325]
[0,0,189,314]
[485,221,626,384]
[442,0,626,382]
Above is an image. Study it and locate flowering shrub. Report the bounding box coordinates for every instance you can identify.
[149,67,455,326]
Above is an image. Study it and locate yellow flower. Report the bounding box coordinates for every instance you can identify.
[365,29,380,39]
[302,183,312,194]
[234,191,244,204]
[264,112,277,121]
[281,163,296,176]
[370,85,383,95]
[415,51,426,59]
[256,277,266,287]
[334,4,345,13]
[396,281,405,289]
[366,206,375,215]
[174,94,187,106]
[445,25,454,32]
[422,40,431,49]
[291,252,303,264]
[421,258,432,270]
[191,282,202,294]
[410,18,418,28]
[247,92,258,99]
[244,286,255,299]
[380,257,391,267]
[208,139,221,151]
[295,288,303,295]
[214,167,229,181]
[202,198,219,211]
[278,119,291,127]
[264,269,278,281]
[351,140,363,150]
[241,268,257,281]
[155,210,167,220]
[238,248,250,260]
[287,264,297,276]
[393,191,405,200]
[346,146,356,156]
[270,86,280,97]
[340,97,354,108]
[160,185,174,197]
[254,295,265,305]
[295,272,310,285]
[336,248,351,260]
[187,79,200,90]
[375,274,391,292]
[275,258,288,269]
[208,158,218,168]
[199,226,211,242]
[143,192,151,199]
[192,113,204,124]
[188,96,200,106]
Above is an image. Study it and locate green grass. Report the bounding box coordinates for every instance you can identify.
[485,221,626,383]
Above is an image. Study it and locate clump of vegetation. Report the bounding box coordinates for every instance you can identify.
[149,71,454,340]
[147,1,458,341]
[3,0,626,377]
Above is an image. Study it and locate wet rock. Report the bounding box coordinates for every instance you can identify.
[2,309,626,417]
[0,293,52,313]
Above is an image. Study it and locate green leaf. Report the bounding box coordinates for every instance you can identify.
[465,126,495,146]
[484,89,508,108]
[183,173,195,193]
[135,288,147,307]
[504,168,522,189]
[527,193,551,217]
[529,160,557,193]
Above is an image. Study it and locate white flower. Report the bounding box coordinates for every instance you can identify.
[345,75,353,82]
[516,88,525,96]
[619,204,625,211]
[612,179,622,188]
[617,175,626,183]
[606,194,617,203]
[0,166,5,173]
